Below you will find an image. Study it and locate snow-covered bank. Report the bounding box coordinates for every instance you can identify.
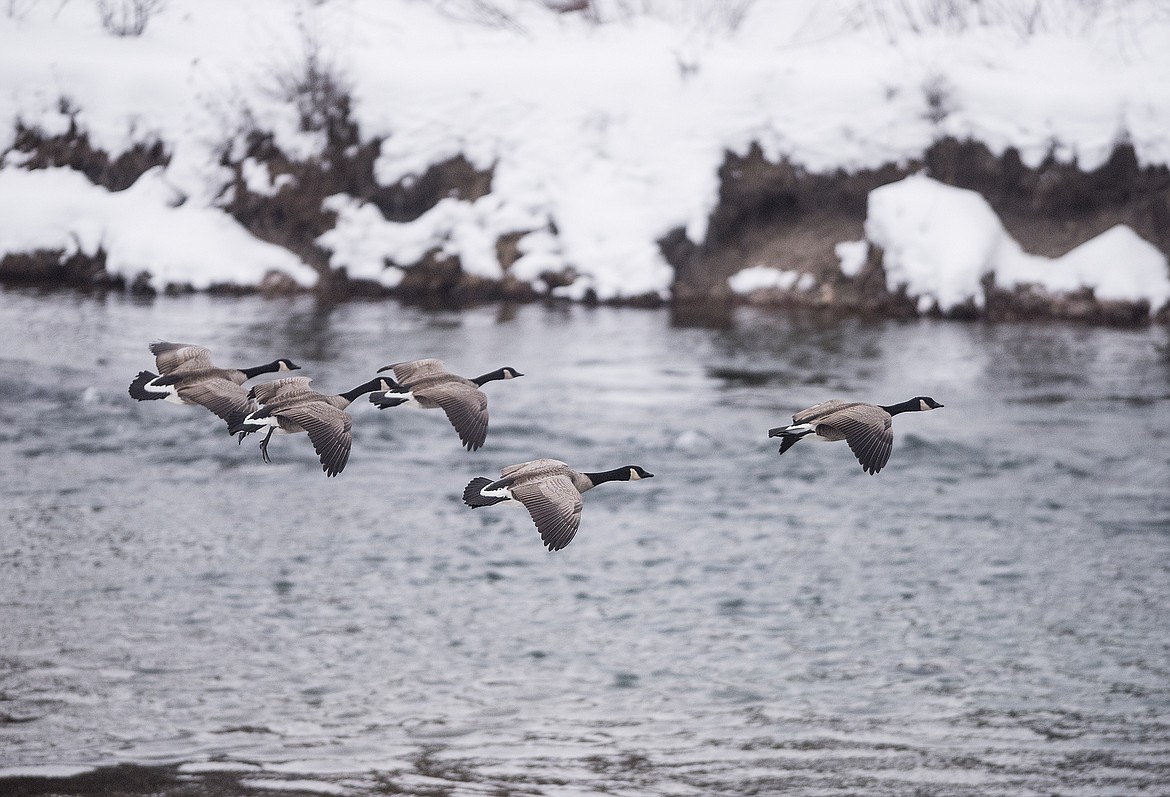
[1,0,1168,318]
[863,175,1169,315]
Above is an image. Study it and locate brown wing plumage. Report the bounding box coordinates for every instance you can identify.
[512,475,584,551]
[150,341,215,375]
[278,403,353,477]
[793,399,856,425]
[178,378,256,424]
[822,405,894,475]
[385,359,448,385]
[499,459,570,481]
[250,376,315,406]
[422,382,489,451]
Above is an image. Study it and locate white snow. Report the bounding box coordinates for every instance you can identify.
[728,265,814,294]
[240,779,349,796]
[0,765,96,778]
[862,174,1170,313]
[0,0,1167,305]
[835,240,869,279]
[0,167,317,290]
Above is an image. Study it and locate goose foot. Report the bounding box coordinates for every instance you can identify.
[259,428,275,464]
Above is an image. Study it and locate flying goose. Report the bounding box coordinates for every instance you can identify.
[768,396,943,474]
[229,376,394,477]
[369,359,523,451]
[128,341,299,428]
[463,459,653,551]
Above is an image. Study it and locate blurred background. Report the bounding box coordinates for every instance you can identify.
[2,1,1169,795]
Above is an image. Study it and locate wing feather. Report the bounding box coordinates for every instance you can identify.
[829,407,893,474]
[385,359,448,385]
[280,403,353,477]
[150,341,214,375]
[250,376,315,406]
[423,383,489,451]
[512,476,584,551]
[793,399,856,424]
[177,378,257,425]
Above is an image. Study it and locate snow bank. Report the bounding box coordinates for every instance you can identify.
[863,175,1170,313]
[0,166,317,289]
[728,266,814,294]
[0,0,1168,299]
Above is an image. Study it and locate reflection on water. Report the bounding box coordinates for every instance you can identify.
[1,290,1169,795]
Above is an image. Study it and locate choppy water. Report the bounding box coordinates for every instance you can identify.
[1,290,1169,796]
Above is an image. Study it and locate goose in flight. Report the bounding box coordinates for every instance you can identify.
[230,376,393,477]
[463,458,653,551]
[370,359,522,451]
[129,341,299,428]
[768,396,943,474]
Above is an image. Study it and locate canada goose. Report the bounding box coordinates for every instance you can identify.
[369,359,523,451]
[463,459,653,551]
[229,376,394,477]
[128,341,299,427]
[768,397,943,475]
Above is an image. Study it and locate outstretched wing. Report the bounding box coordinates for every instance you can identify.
[178,378,257,426]
[151,341,214,375]
[828,406,894,475]
[499,459,569,481]
[249,376,315,406]
[280,402,353,477]
[793,399,853,425]
[383,359,448,385]
[425,383,489,451]
[512,475,584,552]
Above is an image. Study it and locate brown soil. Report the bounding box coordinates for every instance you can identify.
[3,102,1168,323]
[664,138,1170,324]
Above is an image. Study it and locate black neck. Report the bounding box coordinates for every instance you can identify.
[339,377,390,403]
[472,368,508,387]
[239,360,283,380]
[879,398,922,416]
[584,467,631,486]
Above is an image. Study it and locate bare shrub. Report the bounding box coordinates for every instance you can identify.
[270,26,353,137]
[922,73,955,124]
[857,0,1151,40]
[94,0,165,36]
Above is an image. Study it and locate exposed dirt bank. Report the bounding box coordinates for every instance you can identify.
[663,139,1170,324]
[2,115,1167,323]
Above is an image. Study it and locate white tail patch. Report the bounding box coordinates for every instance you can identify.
[240,412,280,431]
[148,380,183,404]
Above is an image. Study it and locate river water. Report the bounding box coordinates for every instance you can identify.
[1,290,1168,796]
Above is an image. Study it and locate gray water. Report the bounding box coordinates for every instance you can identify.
[1,290,1169,796]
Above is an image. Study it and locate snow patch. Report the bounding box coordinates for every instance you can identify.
[0,765,96,778]
[240,779,349,795]
[0,1,1167,300]
[835,240,869,278]
[863,175,1170,313]
[0,166,317,289]
[728,266,813,294]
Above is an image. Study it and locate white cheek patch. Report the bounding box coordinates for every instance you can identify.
[919,399,928,411]
[629,469,641,480]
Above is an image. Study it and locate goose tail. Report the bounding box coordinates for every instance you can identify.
[463,477,508,508]
[769,423,814,455]
[128,371,172,401]
[370,392,409,410]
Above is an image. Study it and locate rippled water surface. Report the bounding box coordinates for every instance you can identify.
[2,291,1169,795]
